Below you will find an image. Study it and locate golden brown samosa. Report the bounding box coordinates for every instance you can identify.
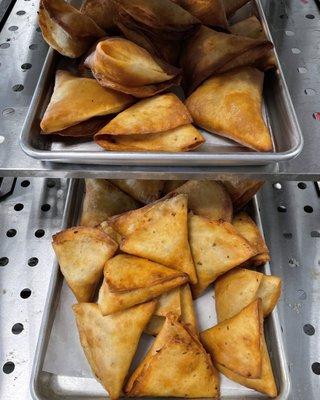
[163,180,186,194]
[84,38,181,98]
[172,0,228,29]
[52,227,118,302]
[185,67,273,152]
[224,0,251,17]
[80,179,140,227]
[180,284,198,331]
[98,254,188,315]
[38,0,105,58]
[201,299,263,378]
[221,178,264,210]
[166,180,233,221]
[233,212,270,267]
[188,214,257,297]
[80,0,116,31]
[108,194,198,283]
[181,25,273,93]
[73,301,156,400]
[40,71,134,134]
[215,268,282,321]
[125,314,220,398]
[110,180,165,204]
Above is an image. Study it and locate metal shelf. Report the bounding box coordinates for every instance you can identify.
[0,178,319,399]
[0,0,319,179]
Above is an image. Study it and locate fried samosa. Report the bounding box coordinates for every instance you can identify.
[40,71,134,134]
[52,227,118,302]
[84,38,181,98]
[233,212,270,267]
[80,0,116,31]
[73,301,156,399]
[224,0,251,17]
[221,178,264,210]
[125,314,220,398]
[215,268,281,321]
[188,214,257,297]
[180,284,198,331]
[110,180,165,204]
[185,67,273,152]
[98,254,188,315]
[166,180,233,221]
[113,0,201,41]
[181,25,273,93]
[38,0,105,58]
[163,180,186,194]
[201,299,263,378]
[80,179,140,227]
[108,194,198,283]
[172,0,228,29]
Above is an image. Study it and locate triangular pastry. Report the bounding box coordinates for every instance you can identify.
[180,284,198,331]
[81,0,116,31]
[110,179,165,204]
[221,178,264,210]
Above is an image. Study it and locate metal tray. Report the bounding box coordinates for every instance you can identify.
[30,179,290,399]
[20,0,303,167]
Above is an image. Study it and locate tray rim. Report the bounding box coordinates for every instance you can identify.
[19,0,304,167]
[29,183,290,400]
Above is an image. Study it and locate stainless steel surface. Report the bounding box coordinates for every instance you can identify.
[30,183,289,400]
[1,179,320,399]
[0,0,318,177]
[19,0,303,167]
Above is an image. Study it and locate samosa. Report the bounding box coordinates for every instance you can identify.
[181,25,273,93]
[233,212,270,267]
[201,299,263,378]
[80,0,116,31]
[188,214,257,297]
[73,301,156,399]
[166,180,233,221]
[108,194,197,283]
[40,71,134,135]
[125,314,220,398]
[84,38,181,98]
[180,284,198,331]
[221,178,264,210]
[52,227,118,302]
[98,254,188,315]
[80,179,140,227]
[185,67,273,152]
[110,180,165,204]
[224,0,251,17]
[38,0,105,58]
[215,268,281,321]
[163,180,186,194]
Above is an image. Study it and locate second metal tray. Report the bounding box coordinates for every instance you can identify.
[19,0,303,167]
[30,180,290,399]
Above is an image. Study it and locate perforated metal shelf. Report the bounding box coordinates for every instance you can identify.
[0,178,319,399]
[0,0,320,178]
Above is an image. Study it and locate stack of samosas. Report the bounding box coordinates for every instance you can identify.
[39,0,276,152]
[52,178,281,398]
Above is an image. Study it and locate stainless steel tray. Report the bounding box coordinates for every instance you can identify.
[20,0,303,167]
[30,180,290,399]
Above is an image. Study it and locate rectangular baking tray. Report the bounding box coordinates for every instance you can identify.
[30,179,290,399]
[20,0,303,167]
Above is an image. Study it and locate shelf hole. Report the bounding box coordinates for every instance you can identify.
[312,362,320,375]
[283,232,292,239]
[16,10,26,15]
[12,84,24,92]
[8,26,18,31]
[279,14,288,19]
[273,182,282,190]
[0,136,4,144]
[47,180,55,188]
[21,180,30,187]
[304,205,313,213]
[288,258,300,268]
[311,231,320,238]
[29,44,37,50]
[0,43,10,49]
[6,229,17,238]
[277,205,286,212]
[14,203,24,211]
[36,27,41,32]
[21,63,32,70]
[313,112,320,121]
[297,289,306,300]
[28,257,38,267]
[0,257,9,267]
[20,288,31,299]
[35,229,45,238]
[306,14,315,19]
[2,107,14,116]
[41,204,51,212]
[305,88,316,95]
[298,182,307,189]
[12,323,24,335]
[303,324,315,336]
[285,30,294,36]
[3,362,15,374]
[297,67,307,73]
[291,48,301,54]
